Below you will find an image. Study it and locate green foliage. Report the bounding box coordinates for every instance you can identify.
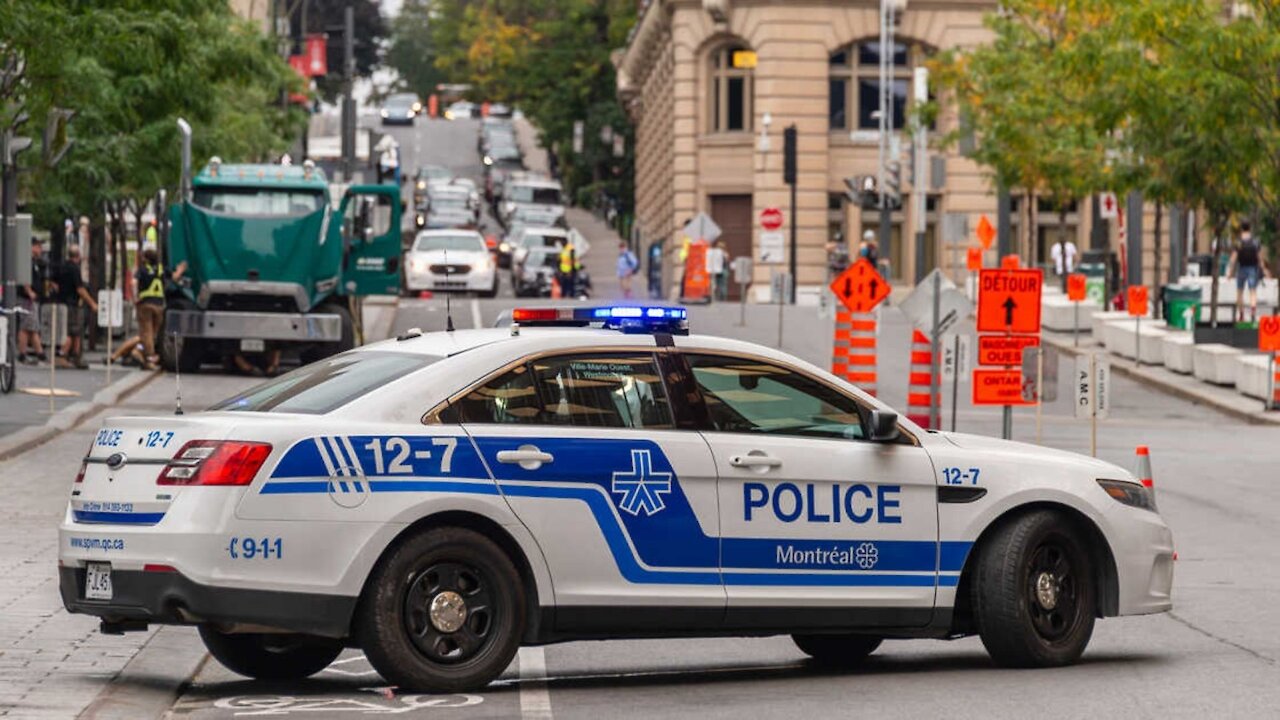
[387,0,637,212]
[2,0,304,228]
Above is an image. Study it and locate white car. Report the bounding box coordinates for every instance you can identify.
[58,305,1173,693]
[402,230,497,297]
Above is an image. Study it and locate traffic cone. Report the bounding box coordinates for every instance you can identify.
[831,310,852,379]
[1134,445,1154,492]
[907,329,938,429]
[848,312,878,397]
[418,290,433,299]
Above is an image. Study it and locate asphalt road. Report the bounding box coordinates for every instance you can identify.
[11,117,1278,719]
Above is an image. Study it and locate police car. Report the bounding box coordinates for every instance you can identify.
[59,305,1173,692]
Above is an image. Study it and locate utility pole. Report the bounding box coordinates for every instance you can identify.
[340,4,356,182]
[783,124,798,304]
[912,66,928,284]
[877,0,897,258]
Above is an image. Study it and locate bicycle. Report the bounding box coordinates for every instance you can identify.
[0,305,29,394]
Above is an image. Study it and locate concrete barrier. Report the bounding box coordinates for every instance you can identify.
[1043,295,1102,332]
[1234,354,1275,401]
[1161,332,1196,374]
[1091,310,1145,338]
[1192,343,1243,385]
[1103,320,1168,363]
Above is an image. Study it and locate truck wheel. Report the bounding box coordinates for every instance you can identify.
[301,303,355,365]
[159,335,203,374]
[198,626,343,680]
[356,527,525,693]
[972,510,1096,668]
[792,634,882,666]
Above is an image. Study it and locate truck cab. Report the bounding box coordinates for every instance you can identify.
[163,159,400,371]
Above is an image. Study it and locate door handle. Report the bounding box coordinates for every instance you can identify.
[729,454,782,469]
[496,445,554,470]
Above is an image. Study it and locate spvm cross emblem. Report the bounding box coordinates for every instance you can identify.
[611,449,672,516]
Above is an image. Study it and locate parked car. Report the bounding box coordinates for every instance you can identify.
[380,93,420,125]
[402,229,497,297]
[445,101,476,120]
[417,189,477,230]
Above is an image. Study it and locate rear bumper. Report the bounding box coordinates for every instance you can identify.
[166,310,342,342]
[59,566,357,638]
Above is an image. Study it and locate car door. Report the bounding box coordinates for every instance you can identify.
[337,185,402,296]
[448,350,724,633]
[682,351,940,629]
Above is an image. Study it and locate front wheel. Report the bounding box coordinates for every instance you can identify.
[972,510,1097,668]
[198,626,343,680]
[792,634,882,666]
[356,527,525,693]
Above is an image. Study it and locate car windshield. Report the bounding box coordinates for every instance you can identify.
[418,166,451,180]
[415,234,484,252]
[521,232,565,248]
[192,188,325,217]
[431,199,469,211]
[212,352,438,414]
[510,186,561,205]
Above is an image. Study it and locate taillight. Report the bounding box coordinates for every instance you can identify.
[157,441,272,486]
[74,439,94,483]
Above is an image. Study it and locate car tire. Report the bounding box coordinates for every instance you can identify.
[972,510,1096,668]
[792,634,882,666]
[198,626,343,680]
[356,527,525,693]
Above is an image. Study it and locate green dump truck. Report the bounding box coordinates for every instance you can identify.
[162,139,401,372]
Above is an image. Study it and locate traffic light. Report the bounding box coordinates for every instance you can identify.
[884,161,902,210]
[782,125,797,185]
[844,175,879,210]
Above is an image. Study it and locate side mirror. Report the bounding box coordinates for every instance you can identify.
[869,410,900,442]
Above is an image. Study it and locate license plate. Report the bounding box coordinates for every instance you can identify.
[85,562,112,601]
[240,338,265,353]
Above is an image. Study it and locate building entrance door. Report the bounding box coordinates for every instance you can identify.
[709,194,752,300]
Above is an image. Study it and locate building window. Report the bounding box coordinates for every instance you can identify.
[710,44,754,133]
[830,40,928,131]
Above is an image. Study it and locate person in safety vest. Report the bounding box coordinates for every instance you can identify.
[557,241,583,298]
[135,247,186,371]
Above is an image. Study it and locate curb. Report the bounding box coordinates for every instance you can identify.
[0,369,159,462]
[1041,332,1280,426]
[79,626,208,720]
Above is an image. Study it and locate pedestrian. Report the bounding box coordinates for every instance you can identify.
[135,247,187,371]
[616,241,639,298]
[1051,235,1078,277]
[706,239,728,302]
[51,244,98,369]
[16,239,48,364]
[858,229,880,266]
[1229,220,1270,322]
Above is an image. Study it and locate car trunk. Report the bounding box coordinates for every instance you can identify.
[71,416,234,527]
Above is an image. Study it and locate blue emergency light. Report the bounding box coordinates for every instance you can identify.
[511,305,689,334]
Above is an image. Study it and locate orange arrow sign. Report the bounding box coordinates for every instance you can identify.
[977,268,1043,334]
[830,258,891,314]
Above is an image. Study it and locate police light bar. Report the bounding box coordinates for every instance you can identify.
[511,305,689,334]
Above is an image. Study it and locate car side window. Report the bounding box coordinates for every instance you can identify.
[685,353,866,440]
[530,354,674,429]
[444,363,542,424]
[442,353,674,429]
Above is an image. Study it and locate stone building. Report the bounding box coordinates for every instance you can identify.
[616,0,1165,300]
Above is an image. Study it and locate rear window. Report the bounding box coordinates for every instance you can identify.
[212,352,438,414]
[510,185,562,205]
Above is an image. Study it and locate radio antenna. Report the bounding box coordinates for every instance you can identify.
[171,332,185,415]
[443,248,455,332]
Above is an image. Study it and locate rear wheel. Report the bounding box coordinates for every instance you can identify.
[198,626,343,680]
[356,527,525,692]
[792,634,882,666]
[972,510,1096,668]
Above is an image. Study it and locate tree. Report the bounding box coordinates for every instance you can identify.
[385,0,446,98]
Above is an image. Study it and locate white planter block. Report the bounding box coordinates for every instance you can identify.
[1042,295,1102,331]
[1103,320,1168,363]
[1193,343,1243,386]
[1091,311,1132,338]
[1161,333,1196,374]
[1234,354,1275,401]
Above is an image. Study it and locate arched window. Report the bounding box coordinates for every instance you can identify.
[829,40,928,131]
[709,44,754,133]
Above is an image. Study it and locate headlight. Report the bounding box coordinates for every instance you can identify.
[380,109,389,118]
[444,111,454,120]
[499,242,511,253]
[415,214,425,227]
[406,110,414,118]
[483,156,493,166]
[416,180,426,190]
[412,102,422,113]
[1096,479,1156,512]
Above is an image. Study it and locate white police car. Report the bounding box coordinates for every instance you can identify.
[59,305,1173,692]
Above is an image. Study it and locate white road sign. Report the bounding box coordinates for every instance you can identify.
[683,212,722,243]
[899,269,973,338]
[941,334,971,382]
[757,231,785,264]
[97,289,124,329]
[1099,192,1119,220]
[1075,354,1110,420]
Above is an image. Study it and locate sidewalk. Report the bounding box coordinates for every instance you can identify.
[2,353,146,438]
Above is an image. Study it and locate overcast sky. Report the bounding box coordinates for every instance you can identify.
[379,0,402,18]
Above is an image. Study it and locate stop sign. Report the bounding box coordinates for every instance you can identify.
[760,207,783,231]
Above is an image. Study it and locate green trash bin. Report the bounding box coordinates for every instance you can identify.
[1163,284,1202,330]
[1078,262,1107,307]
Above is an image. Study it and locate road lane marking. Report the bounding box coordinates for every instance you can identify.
[471,297,483,329]
[518,647,552,720]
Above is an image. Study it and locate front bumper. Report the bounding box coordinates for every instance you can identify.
[1113,507,1175,615]
[166,310,342,342]
[405,268,496,292]
[59,566,356,638]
